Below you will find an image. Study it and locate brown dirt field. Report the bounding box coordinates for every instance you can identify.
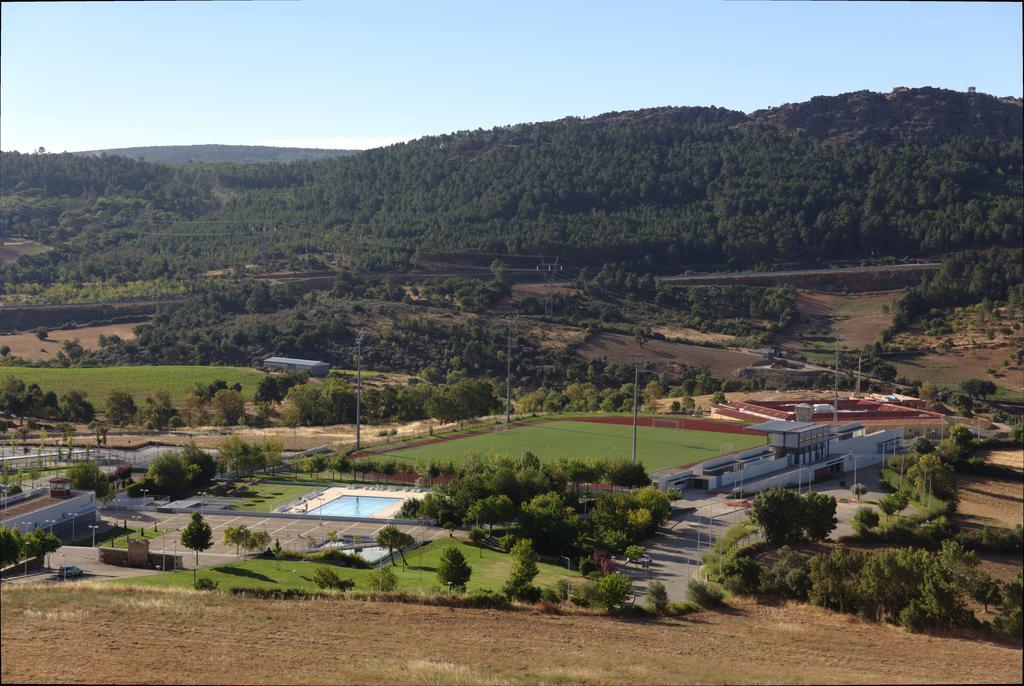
[527,322,586,351]
[956,474,1024,530]
[792,290,900,348]
[510,283,578,297]
[2,586,1020,685]
[0,323,141,360]
[578,332,759,377]
[651,325,738,344]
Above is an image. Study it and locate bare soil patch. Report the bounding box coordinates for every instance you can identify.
[578,332,759,377]
[0,323,141,361]
[2,586,1020,685]
[956,474,1024,530]
[982,448,1024,472]
[651,325,738,344]
[793,290,900,348]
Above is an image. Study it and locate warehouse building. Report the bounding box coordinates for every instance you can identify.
[262,356,331,377]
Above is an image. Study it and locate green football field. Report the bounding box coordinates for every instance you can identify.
[372,420,765,471]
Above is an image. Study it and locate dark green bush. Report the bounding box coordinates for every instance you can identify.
[193,578,218,591]
[687,579,724,608]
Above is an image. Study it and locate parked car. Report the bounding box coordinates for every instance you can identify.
[56,565,83,579]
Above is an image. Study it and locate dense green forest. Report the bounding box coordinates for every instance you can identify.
[2,88,1021,295]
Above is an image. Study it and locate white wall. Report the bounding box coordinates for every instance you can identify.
[3,491,98,534]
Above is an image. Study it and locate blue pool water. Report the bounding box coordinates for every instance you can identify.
[307,495,402,517]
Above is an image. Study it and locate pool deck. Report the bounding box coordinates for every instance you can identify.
[287,486,422,519]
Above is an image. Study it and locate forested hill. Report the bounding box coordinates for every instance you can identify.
[72,144,358,164]
[1,87,1021,287]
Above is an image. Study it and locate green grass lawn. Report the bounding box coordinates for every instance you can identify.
[229,482,321,512]
[72,525,169,548]
[112,540,576,593]
[0,365,268,406]
[374,420,764,471]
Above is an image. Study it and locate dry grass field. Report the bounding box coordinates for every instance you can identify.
[0,322,140,360]
[577,332,759,377]
[956,473,1024,531]
[0,238,51,264]
[1,585,1020,685]
[795,290,901,348]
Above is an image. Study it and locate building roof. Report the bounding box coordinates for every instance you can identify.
[263,357,329,367]
[747,420,825,434]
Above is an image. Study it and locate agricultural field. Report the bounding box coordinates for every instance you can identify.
[0,322,140,361]
[0,365,268,406]
[113,540,576,594]
[372,419,764,471]
[3,584,1020,685]
[956,474,1024,531]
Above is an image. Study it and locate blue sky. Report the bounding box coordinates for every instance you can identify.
[2,1,1021,152]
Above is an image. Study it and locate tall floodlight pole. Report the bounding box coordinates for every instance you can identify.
[631,353,644,465]
[832,328,840,429]
[355,331,364,451]
[505,314,515,425]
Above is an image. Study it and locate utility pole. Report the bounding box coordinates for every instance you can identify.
[536,257,563,317]
[355,331,364,451]
[832,328,840,429]
[505,314,515,425]
[631,352,644,465]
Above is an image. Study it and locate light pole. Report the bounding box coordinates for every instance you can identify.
[631,353,643,465]
[61,553,67,580]
[89,524,99,547]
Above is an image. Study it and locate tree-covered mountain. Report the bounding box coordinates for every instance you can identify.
[71,144,359,164]
[1,87,1020,293]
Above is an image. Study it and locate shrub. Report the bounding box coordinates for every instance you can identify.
[899,599,928,632]
[687,579,724,608]
[570,580,602,608]
[498,533,518,552]
[719,550,761,595]
[366,566,398,592]
[465,589,510,609]
[852,506,880,533]
[312,566,355,591]
[646,580,669,614]
[667,600,701,616]
[193,578,219,591]
[468,527,487,546]
[597,572,633,610]
[760,547,811,601]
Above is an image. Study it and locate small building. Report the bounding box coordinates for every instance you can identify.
[262,356,331,377]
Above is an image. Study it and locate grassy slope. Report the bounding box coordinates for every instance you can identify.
[0,365,267,405]
[378,420,764,471]
[112,540,575,593]
[3,585,1020,685]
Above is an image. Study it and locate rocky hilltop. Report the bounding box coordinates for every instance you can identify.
[748,87,1023,144]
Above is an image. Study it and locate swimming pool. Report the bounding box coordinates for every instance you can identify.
[307,495,402,517]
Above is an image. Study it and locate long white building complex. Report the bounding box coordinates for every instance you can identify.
[653,420,902,494]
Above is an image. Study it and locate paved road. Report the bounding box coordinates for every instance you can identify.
[627,468,892,605]
[657,262,940,285]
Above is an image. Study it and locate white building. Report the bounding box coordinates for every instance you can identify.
[653,420,902,494]
[0,477,99,540]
